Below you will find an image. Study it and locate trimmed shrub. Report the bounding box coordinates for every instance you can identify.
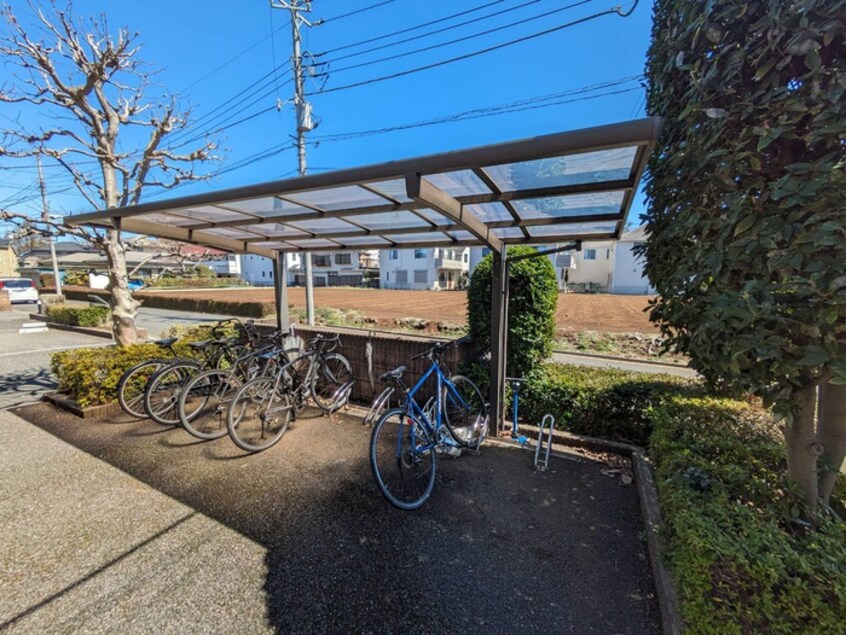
[145,277,247,288]
[650,397,846,634]
[467,245,558,377]
[46,304,110,328]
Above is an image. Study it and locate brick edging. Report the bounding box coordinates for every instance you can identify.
[42,392,123,419]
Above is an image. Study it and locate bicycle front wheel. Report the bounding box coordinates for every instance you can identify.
[118,358,168,419]
[227,377,292,453]
[178,370,242,440]
[311,352,352,413]
[370,408,437,510]
[144,361,201,426]
[443,375,487,447]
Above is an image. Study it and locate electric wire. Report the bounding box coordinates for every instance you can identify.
[310,3,637,95]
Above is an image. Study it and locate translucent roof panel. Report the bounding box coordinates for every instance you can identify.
[285,238,339,249]
[363,179,413,203]
[513,191,626,221]
[336,235,392,246]
[143,213,202,227]
[390,232,449,244]
[482,147,638,191]
[204,227,265,240]
[240,223,308,238]
[222,197,312,218]
[352,211,430,231]
[527,222,617,238]
[169,206,255,224]
[284,185,391,211]
[424,170,490,197]
[492,226,525,239]
[464,202,514,223]
[286,217,360,233]
[414,208,455,226]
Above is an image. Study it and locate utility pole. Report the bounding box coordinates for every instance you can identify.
[270,0,316,325]
[36,155,62,297]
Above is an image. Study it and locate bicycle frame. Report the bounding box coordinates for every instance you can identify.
[401,358,473,455]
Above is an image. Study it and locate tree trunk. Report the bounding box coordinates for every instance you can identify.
[818,382,846,507]
[104,229,140,347]
[783,382,822,513]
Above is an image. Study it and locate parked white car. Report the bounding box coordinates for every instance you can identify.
[0,278,39,303]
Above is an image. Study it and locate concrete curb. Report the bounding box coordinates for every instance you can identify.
[552,348,690,370]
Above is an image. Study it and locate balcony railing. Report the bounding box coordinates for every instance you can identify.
[434,257,465,270]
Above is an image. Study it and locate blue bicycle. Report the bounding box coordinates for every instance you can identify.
[369,341,488,510]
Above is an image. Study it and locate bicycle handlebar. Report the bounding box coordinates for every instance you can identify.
[410,339,455,361]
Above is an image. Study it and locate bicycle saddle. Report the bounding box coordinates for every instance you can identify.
[187,340,212,351]
[380,365,406,382]
[153,337,177,348]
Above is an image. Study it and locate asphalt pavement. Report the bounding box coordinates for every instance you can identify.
[0,309,108,409]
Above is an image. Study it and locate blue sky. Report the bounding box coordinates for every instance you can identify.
[0,0,653,227]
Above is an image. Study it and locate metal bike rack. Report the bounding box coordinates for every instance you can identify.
[534,414,555,472]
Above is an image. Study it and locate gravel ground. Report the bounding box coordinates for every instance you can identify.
[10,402,660,634]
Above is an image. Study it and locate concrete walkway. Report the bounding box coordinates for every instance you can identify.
[0,410,272,633]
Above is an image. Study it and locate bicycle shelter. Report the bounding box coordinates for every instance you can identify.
[66,117,661,433]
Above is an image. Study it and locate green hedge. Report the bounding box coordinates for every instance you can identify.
[144,277,248,288]
[45,304,110,328]
[650,397,846,634]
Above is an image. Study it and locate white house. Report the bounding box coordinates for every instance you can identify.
[466,225,652,295]
[610,226,654,295]
[239,250,378,287]
[202,254,241,277]
[380,247,469,290]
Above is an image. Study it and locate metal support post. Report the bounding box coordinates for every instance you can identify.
[489,250,508,436]
[274,252,290,333]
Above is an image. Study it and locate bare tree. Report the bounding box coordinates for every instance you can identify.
[0,1,218,345]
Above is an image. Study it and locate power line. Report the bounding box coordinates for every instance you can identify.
[311,2,639,95]
[320,0,397,24]
[311,76,643,142]
[318,0,549,67]
[319,0,509,56]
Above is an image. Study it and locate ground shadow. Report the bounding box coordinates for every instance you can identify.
[15,402,659,634]
[0,368,56,409]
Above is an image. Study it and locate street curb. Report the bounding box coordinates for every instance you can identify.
[552,348,690,370]
[28,314,114,339]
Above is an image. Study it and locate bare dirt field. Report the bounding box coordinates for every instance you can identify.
[148,287,657,333]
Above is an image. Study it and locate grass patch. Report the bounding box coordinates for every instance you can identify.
[555,330,688,365]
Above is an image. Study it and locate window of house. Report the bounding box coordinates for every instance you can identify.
[463,252,468,263]
[389,250,399,260]
[395,270,408,284]
[335,253,351,265]
[583,249,597,260]
[261,271,266,278]
[414,269,427,283]
[414,249,426,259]
[606,249,611,259]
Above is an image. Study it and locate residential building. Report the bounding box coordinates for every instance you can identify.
[380,247,469,290]
[466,225,652,295]
[0,239,17,277]
[239,250,378,288]
[610,226,654,295]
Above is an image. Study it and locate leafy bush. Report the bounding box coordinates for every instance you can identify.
[467,246,558,377]
[145,276,247,288]
[51,336,204,406]
[650,397,846,634]
[46,303,110,328]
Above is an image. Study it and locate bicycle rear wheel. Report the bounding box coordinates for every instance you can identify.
[370,408,436,510]
[144,361,201,426]
[227,376,292,452]
[178,370,242,440]
[443,375,487,447]
[118,358,168,419]
[311,352,352,413]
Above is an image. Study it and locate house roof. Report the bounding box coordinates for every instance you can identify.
[66,117,661,257]
[620,225,648,242]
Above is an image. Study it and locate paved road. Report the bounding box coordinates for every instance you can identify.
[133,306,237,338]
[0,309,107,409]
[552,350,698,378]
